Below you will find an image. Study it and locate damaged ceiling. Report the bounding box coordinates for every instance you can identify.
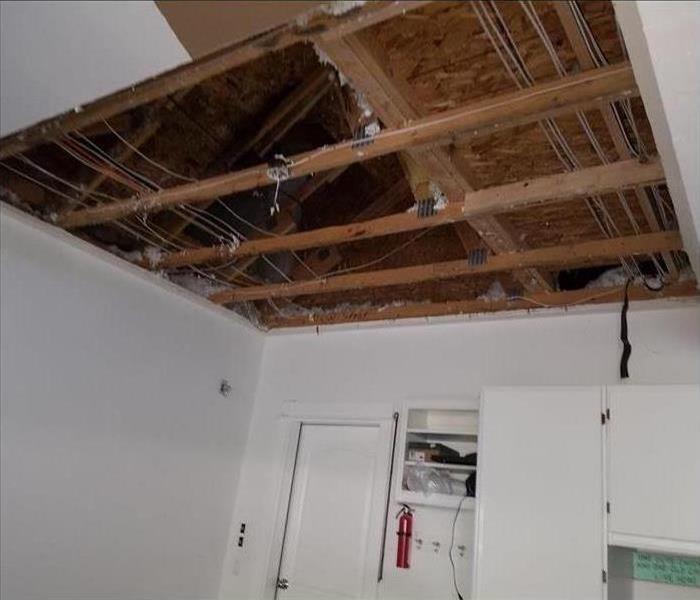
[0,0,696,329]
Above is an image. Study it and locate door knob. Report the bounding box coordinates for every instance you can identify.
[277,578,289,590]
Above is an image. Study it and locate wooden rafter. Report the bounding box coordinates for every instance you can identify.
[318,34,553,291]
[57,63,639,229]
[551,1,679,279]
[208,231,683,304]
[0,1,433,160]
[264,280,697,328]
[224,166,346,283]
[291,178,412,280]
[160,66,335,240]
[147,158,664,269]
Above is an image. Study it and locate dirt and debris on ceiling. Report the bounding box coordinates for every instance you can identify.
[0,1,695,329]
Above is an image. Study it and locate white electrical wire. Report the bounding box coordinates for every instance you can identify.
[473,1,650,280]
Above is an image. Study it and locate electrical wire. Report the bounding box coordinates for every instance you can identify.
[103,119,198,183]
[473,1,652,281]
[449,483,469,600]
[325,227,434,277]
[104,115,320,284]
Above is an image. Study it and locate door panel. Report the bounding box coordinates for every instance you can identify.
[278,424,388,599]
[607,385,700,544]
[474,387,604,600]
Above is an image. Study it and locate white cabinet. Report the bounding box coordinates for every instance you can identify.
[473,387,605,600]
[607,385,700,555]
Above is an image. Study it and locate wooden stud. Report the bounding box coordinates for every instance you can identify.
[150,158,665,269]
[57,63,640,228]
[223,166,347,283]
[263,281,697,328]
[160,66,335,239]
[320,35,553,291]
[552,2,678,279]
[208,231,683,304]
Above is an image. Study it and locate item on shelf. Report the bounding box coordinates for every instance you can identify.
[433,452,477,466]
[407,441,459,463]
[405,464,452,496]
[465,472,477,497]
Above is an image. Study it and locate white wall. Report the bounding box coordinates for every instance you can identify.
[0,206,264,600]
[222,302,700,599]
[0,1,189,135]
[614,1,700,280]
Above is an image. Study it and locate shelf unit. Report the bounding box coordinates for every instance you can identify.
[396,403,479,509]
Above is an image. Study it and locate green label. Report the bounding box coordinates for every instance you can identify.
[633,551,700,588]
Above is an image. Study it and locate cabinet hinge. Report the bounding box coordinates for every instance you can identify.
[606,501,611,514]
[601,412,606,425]
[602,570,608,584]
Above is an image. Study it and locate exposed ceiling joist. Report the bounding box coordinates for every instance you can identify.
[0,1,433,160]
[57,63,639,229]
[209,231,683,303]
[160,65,335,240]
[291,178,410,281]
[552,1,679,279]
[319,34,553,291]
[224,166,346,283]
[264,280,698,328]
[150,158,664,269]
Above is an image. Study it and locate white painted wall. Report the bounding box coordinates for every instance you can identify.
[0,206,263,600]
[0,1,189,135]
[614,1,700,281]
[222,303,700,599]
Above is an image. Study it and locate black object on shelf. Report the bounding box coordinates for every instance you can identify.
[407,441,460,459]
[465,472,477,497]
[433,452,477,466]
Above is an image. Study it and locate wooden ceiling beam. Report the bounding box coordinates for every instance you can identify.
[223,166,346,283]
[208,231,683,304]
[0,1,432,159]
[264,280,698,328]
[319,35,553,292]
[291,177,411,281]
[160,66,335,240]
[149,158,664,269]
[552,1,678,279]
[57,63,640,229]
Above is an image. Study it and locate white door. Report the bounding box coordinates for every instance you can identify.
[276,423,390,599]
[474,387,605,600]
[607,385,700,548]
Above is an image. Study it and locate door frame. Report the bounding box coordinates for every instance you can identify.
[263,402,395,600]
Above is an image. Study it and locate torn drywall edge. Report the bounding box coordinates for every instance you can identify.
[266,294,700,336]
[0,203,263,333]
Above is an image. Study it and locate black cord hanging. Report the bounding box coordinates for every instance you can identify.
[620,279,632,379]
[449,477,473,600]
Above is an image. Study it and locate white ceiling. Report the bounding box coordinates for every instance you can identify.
[0,0,189,136]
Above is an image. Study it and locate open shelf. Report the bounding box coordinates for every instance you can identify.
[400,490,476,510]
[404,460,477,472]
[397,405,479,509]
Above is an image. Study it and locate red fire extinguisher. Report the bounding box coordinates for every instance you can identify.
[396,504,413,569]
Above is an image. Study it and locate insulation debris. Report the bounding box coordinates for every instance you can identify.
[319,1,367,17]
[585,267,629,289]
[313,44,349,87]
[353,91,374,118]
[167,273,229,298]
[477,280,507,302]
[405,184,448,214]
[143,246,163,269]
[106,245,144,263]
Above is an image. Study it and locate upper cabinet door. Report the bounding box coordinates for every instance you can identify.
[474,387,605,600]
[607,385,700,551]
